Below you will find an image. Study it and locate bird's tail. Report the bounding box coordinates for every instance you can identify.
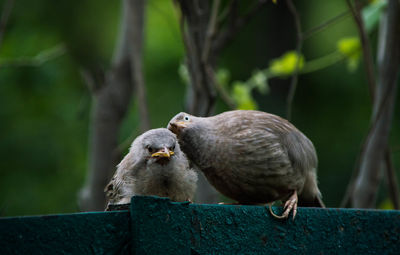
[299,169,326,208]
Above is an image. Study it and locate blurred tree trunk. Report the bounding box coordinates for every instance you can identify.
[79,0,148,211]
[177,0,217,116]
[176,0,267,203]
[351,0,399,208]
[176,0,219,203]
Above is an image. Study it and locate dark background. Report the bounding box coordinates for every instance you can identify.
[0,0,398,216]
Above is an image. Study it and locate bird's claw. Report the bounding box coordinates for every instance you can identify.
[268,190,298,220]
[282,194,298,219]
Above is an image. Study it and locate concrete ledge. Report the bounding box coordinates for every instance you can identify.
[1,196,399,254]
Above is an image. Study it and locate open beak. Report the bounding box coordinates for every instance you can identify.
[168,121,187,134]
[151,147,174,159]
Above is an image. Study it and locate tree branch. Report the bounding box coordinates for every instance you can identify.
[341,0,391,208]
[176,0,220,203]
[79,0,146,211]
[0,44,66,68]
[351,0,399,208]
[127,0,150,132]
[176,0,271,203]
[341,0,384,208]
[212,0,267,57]
[303,10,350,40]
[177,0,216,116]
[384,148,400,209]
[206,65,237,110]
[346,0,376,101]
[285,0,303,121]
[202,0,220,63]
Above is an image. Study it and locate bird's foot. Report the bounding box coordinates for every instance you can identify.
[268,190,298,220]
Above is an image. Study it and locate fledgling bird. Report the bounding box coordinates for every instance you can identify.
[168,110,324,219]
[104,128,198,210]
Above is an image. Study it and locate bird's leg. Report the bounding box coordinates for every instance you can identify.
[268,190,298,220]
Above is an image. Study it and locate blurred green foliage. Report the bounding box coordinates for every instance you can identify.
[337,37,361,72]
[362,0,387,32]
[269,51,305,76]
[232,81,258,110]
[0,0,399,216]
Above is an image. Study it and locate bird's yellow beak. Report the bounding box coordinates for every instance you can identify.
[151,147,174,158]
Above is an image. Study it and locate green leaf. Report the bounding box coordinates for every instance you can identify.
[232,82,258,110]
[337,37,361,72]
[248,70,269,94]
[269,51,305,76]
[337,37,360,57]
[362,0,387,33]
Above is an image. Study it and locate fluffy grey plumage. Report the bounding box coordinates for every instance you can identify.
[105,128,197,209]
[168,110,324,218]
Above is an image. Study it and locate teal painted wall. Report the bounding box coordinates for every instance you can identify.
[1,196,399,254]
[0,211,131,254]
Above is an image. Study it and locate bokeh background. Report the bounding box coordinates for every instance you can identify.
[0,0,398,216]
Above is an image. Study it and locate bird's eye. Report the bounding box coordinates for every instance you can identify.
[147,147,154,153]
[184,116,190,121]
[169,145,175,151]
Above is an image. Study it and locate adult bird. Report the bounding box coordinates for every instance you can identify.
[104,128,197,210]
[168,110,324,219]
